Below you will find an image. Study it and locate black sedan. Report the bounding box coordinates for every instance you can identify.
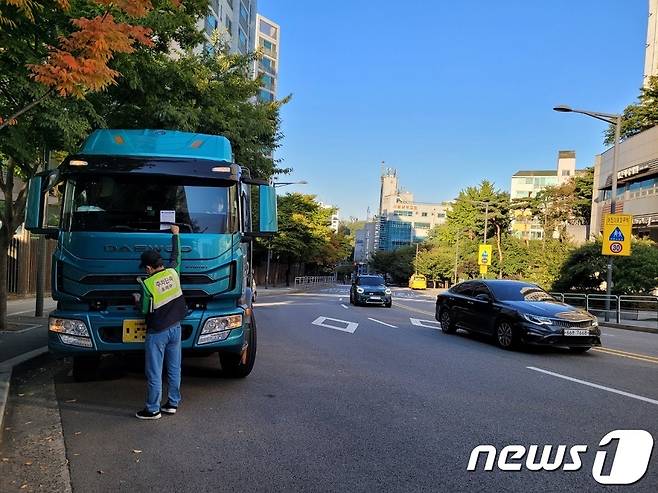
[350,275,392,307]
[435,280,601,352]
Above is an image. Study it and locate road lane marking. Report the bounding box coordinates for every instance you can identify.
[593,347,658,364]
[311,316,358,334]
[527,367,658,406]
[393,301,435,317]
[341,304,349,309]
[367,318,397,328]
[410,318,441,329]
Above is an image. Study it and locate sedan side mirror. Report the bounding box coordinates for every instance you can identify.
[475,293,491,303]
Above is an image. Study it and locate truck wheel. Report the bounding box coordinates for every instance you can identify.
[72,355,100,382]
[220,313,257,378]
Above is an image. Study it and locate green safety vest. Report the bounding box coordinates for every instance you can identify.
[142,268,183,312]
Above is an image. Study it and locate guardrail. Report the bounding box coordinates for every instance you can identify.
[294,275,336,287]
[550,292,658,327]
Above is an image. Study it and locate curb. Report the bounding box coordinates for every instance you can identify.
[0,346,49,445]
[600,323,658,335]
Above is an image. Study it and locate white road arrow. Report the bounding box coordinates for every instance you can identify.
[312,316,358,334]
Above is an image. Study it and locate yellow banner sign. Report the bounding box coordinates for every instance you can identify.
[478,245,493,265]
[479,265,488,275]
[602,214,632,257]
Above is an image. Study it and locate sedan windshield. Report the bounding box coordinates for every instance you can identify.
[488,283,555,302]
[64,174,239,234]
[358,276,385,286]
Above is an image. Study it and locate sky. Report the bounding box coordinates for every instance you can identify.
[257,0,649,220]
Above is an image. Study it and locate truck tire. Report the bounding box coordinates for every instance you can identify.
[220,313,257,378]
[72,355,100,382]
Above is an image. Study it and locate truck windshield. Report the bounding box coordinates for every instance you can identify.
[64,174,239,234]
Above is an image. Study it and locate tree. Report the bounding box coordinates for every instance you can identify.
[270,194,347,285]
[441,180,510,277]
[90,44,288,177]
[0,0,172,329]
[1,0,161,129]
[604,76,658,145]
[369,246,415,284]
[553,239,658,294]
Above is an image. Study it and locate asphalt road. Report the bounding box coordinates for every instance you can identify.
[46,287,658,491]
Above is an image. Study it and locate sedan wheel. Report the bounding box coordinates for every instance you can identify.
[496,320,516,349]
[440,309,455,334]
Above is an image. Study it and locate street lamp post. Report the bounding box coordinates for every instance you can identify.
[264,180,308,288]
[553,105,622,321]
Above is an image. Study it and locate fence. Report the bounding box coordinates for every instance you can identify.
[294,275,336,287]
[6,229,57,296]
[550,292,658,328]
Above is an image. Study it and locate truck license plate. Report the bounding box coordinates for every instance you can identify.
[564,329,589,336]
[123,319,147,343]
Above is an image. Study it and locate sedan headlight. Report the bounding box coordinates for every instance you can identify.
[591,318,599,327]
[356,287,365,294]
[522,314,553,326]
[385,288,392,295]
[198,314,242,345]
[49,318,90,337]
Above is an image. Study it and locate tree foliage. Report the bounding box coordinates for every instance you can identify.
[369,246,416,284]
[270,193,351,278]
[604,76,658,145]
[553,239,658,295]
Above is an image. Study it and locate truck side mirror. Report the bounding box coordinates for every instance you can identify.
[259,184,277,234]
[25,175,43,230]
[24,172,60,236]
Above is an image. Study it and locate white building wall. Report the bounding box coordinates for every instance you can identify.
[645,0,658,86]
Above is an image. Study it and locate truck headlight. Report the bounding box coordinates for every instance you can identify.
[356,287,365,294]
[49,318,90,337]
[49,318,93,347]
[198,314,242,345]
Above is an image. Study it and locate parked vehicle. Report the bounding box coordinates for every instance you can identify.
[409,274,427,290]
[435,279,601,352]
[25,129,278,380]
[350,275,392,307]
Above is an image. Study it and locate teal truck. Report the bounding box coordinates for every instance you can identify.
[24,129,277,380]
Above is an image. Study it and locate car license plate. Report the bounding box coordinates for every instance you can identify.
[123,319,147,343]
[564,329,589,336]
[370,296,381,301]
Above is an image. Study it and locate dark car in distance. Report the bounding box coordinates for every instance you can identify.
[350,275,392,307]
[435,280,601,352]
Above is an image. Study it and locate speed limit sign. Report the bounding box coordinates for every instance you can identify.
[609,242,623,254]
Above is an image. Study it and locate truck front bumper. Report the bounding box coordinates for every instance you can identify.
[47,308,248,356]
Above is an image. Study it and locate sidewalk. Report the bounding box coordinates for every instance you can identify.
[1,297,55,365]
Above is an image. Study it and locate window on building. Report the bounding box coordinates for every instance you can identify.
[394,210,413,217]
[260,56,276,74]
[524,178,533,185]
[562,170,571,176]
[259,72,275,91]
[239,2,249,31]
[225,16,233,33]
[258,89,274,102]
[414,222,431,229]
[260,19,278,39]
[238,28,248,52]
[421,212,428,217]
[226,0,233,9]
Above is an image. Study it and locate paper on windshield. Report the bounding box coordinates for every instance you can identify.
[160,210,176,230]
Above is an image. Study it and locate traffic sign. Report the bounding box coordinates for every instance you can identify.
[479,265,488,275]
[602,214,632,257]
[478,245,493,265]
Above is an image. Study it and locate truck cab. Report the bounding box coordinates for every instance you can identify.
[25,129,277,380]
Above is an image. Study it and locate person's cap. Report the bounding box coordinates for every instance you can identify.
[139,250,162,269]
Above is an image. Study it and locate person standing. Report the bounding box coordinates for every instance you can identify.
[134,225,187,420]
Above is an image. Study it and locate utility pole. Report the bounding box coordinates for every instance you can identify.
[483,201,489,245]
[453,233,460,285]
[35,147,49,317]
[415,243,419,275]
